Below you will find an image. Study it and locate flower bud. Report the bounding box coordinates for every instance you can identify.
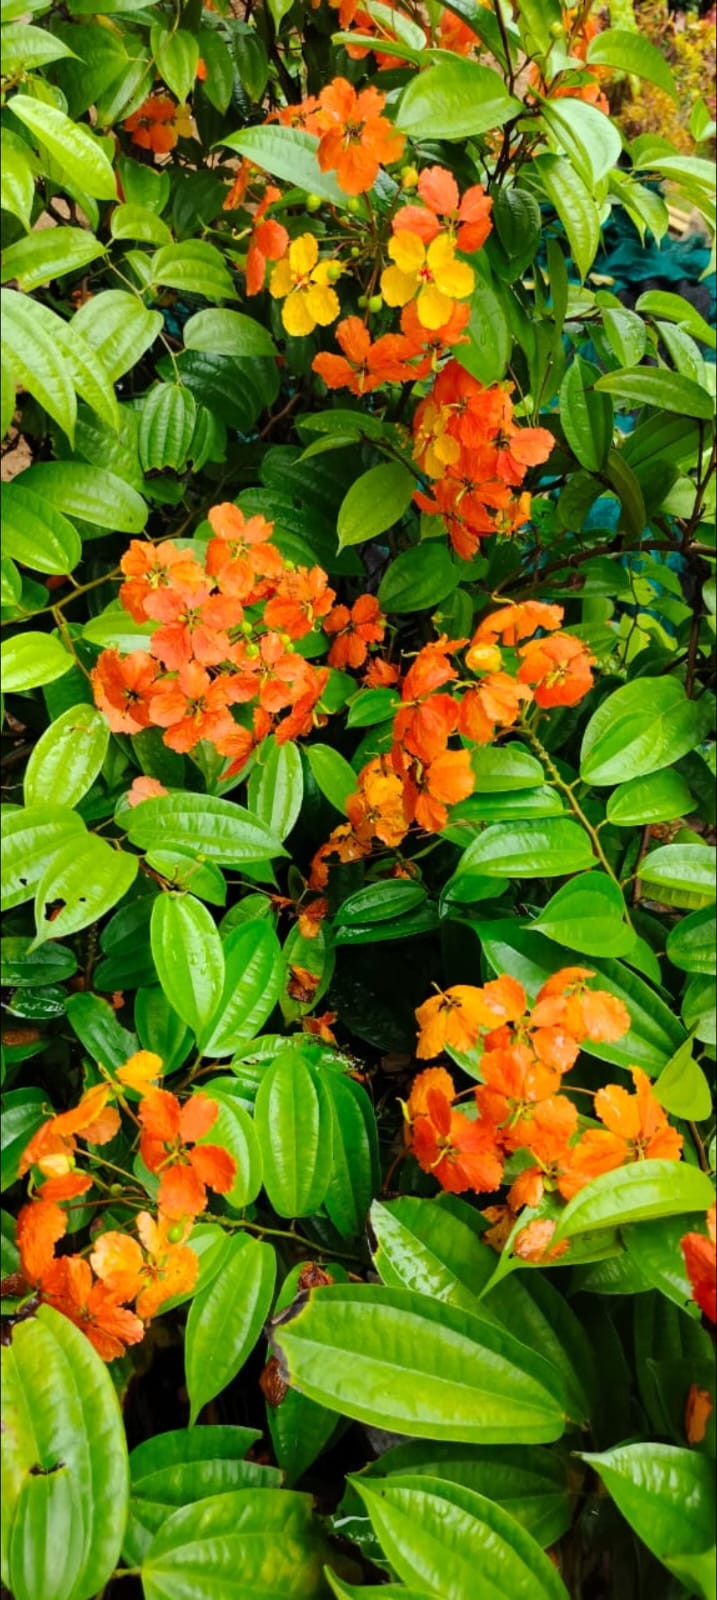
[357,294,368,308]
[465,641,503,674]
[306,193,321,212]
[548,19,564,35]
[167,1223,186,1244]
[400,164,419,189]
[326,261,342,282]
[367,293,383,313]
[245,643,260,659]
[350,246,361,259]
[345,197,361,214]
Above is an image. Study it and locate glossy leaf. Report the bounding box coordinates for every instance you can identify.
[368,1439,574,1550]
[65,991,138,1070]
[323,1073,379,1238]
[71,291,163,384]
[140,1487,334,1600]
[587,27,677,95]
[150,894,225,1041]
[1,633,73,693]
[458,819,594,878]
[221,125,346,205]
[198,1087,263,1209]
[335,881,427,926]
[530,873,634,958]
[582,1444,715,1599]
[32,835,138,949]
[529,154,600,280]
[254,1050,333,1218]
[653,1037,712,1121]
[199,919,284,1056]
[607,769,695,826]
[667,907,716,975]
[1,1305,129,1600]
[185,1233,277,1424]
[356,1475,569,1600]
[1,290,76,440]
[124,1426,274,1566]
[594,366,714,420]
[248,739,304,841]
[3,481,82,578]
[305,745,358,815]
[637,844,716,904]
[8,96,116,200]
[18,461,147,533]
[559,357,613,471]
[1,228,105,294]
[396,58,520,139]
[272,1283,566,1442]
[24,704,109,809]
[1,1088,48,1192]
[0,937,77,989]
[337,463,415,549]
[580,678,708,786]
[127,793,286,866]
[138,384,197,472]
[183,308,278,359]
[553,1159,716,1243]
[378,543,459,612]
[1,804,86,912]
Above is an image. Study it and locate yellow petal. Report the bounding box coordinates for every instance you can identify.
[417,283,453,329]
[282,289,316,337]
[269,257,293,299]
[290,232,319,276]
[380,263,417,307]
[305,283,340,327]
[436,257,474,299]
[389,229,425,274]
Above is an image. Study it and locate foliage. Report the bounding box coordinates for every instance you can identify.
[1,0,715,1597]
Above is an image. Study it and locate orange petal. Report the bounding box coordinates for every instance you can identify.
[180,1094,219,1144]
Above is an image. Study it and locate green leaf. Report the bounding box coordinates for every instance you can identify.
[127,793,286,866]
[151,24,198,103]
[1,803,86,912]
[471,745,545,791]
[198,26,235,114]
[458,279,512,384]
[1,1088,48,1192]
[528,155,600,280]
[323,1074,379,1238]
[247,738,303,842]
[53,323,120,434]
[124,1426,272,1566]
[369,1439,573,1550]
[515,0,562,53]
[353,1475,569,1600]
[110,204,172,247]
[1,937,77,989]
[396,58,521,139]
[32,835,138,948]
[667,907,716,975]
[24,703,109,808]
[530,873,634,958]
[66,991,137,1075]
[337,463,415,550]
[580,677,708,786]
[135,987,192,1074]
[220,125,347,206]
[272,1283,566,1442]
[1,227,105,293]
[18,462,147,533]
[378,542,459,612]
[198,1087,263,1209]
[2,482,81,576]
[458,819,594,878]
[150,240,238,301]
[199,919,284,1056]
[2,21,77,72]
[653,1036,712,1121]
[305,745,357,815]
[370,1196,496,1317]
[138,383,197,472]
[638,844,716,904]
[607,769,695,826]
[541,98,622,192]
[183,308,278,359]
[553,1159,716,1243]
[581,1445,715,1600]
[7,1460,84,1600]
[623,1214,703,1311]
[601,306,648,367]
[140,1487,333,1600]
[559,357,613,471]
[254,1050,333,1218]
[185,1234,276,1424]
[635,289,716,353]
[1,289,76,441]
[1,133,35,231]
[594,366,713,420]
[587,28,678,97]
[71,291,163,384]
[8,96,116,201]
[150,894,225,1041]
[336,881,427,926]
[1,633,72,693]
[1,1304,129,1600]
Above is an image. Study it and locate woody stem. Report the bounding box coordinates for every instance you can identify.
[520,721,633,919]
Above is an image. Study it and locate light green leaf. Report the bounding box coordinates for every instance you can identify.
[198,1088,263,1209]
[140,1487,333,1600]
[272,1283,566,1442]
[458,819,594,878]
[199,919,284,1056]
[1,803,86,912]
[1,1305,129,1600]
[1,134,36,230]
[151,25,198,104]
[601,306,648,367]
[528,154,600,280]
[124,1426,273,1566]
[71,291,163,384]
[247,738,303,842]
[150,894,225,1041]
[1,228,105,293]
[370,1196,496,1317]
[1,21,77,72]
[2,481,81,576]
[183,308,278,359]
[607,769,695,826]
[138,383,197,472]
[18,462,147,532]
[110,204,172,246]
[337,462,415,549]
[150,240,237,302]
[1,633,72,693]
[254,1049,333,1218]
[369,1438,573,1551]
[9,95,116,201]
[635,289,716,352]
[530,873,634,958]
[667,907,716,975]
[32,836,138,948]
[638,844,715,903]
[581,1445,715,1600]
[185,1234,276,1424]
[594,365,713,420]
[396,58,521,139]
[580,677,708,786]
[1,289,76,441]
[587,28,677,96]
[24,703,109,808]
[553,1159,716,1242]
[54,323,120,433]
[126,793,286,866]
[220,125,347,206]
[540,98,622,191]
[305,744,357,815]
[653,1036,712,1121]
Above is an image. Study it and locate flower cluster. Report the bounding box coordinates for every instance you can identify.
[123,93,193,155]
[91,507,386,775]
[14,1053,237,1360]
[306,602,595,900]
[404,969,685,1259]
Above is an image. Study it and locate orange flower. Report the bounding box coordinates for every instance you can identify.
[457,673,532,743]
[364,657,400,689]
[681,1205,716,1324]
[513,1219,569,1263]
[395,165,493,254]
[402,746,474,833]
[302,1011,338,1044]
[313,316,417,395]
[405,1065,456,1122]
[119,539,205,624]
[124,94,184,155]
[315,78,405,195]
[346,756,409,848]
[559,1068,683,1199]
[138,1091,236,1219]
[17,1199,67,1285]
[263,566,336,640]
[19,1085,120,1181]
[507,1096,579,1211]
[309,824,371,890]
[517,633,595,708]
[411,1090,504,1194]
[531,970,631,1043]
[91,1211,198,1321]
[323,594,385,669]
[415,985,494,1059]
[476,1044,563,1129]
[144,577,238,671]
[149,661,238,754]
[469,601,564,652]
[127,776,168,808]
[438,10,478,53]
[92,649,160,735]
[40,1255,145,1361]
[245,185,289,295]
[274,665,330,744]
[685,1383,713,1444]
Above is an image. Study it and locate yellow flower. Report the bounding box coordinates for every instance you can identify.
[173,103,194,139]
[269,233,341,337]
[380,230,474,330]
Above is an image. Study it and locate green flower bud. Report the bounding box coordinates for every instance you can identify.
[367,294,383,313]
[306,193,322,212]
